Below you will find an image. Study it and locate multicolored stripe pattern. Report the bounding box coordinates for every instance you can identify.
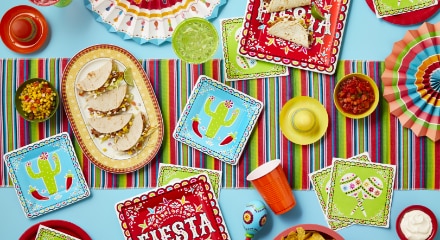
[1,59,440,189]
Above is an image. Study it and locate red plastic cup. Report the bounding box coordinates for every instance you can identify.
[247,159,296,215]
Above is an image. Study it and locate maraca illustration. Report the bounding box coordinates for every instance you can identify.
[352,177,383,215]
[340,173,383,217]
[339,173,366,216]
[242,200,267,240]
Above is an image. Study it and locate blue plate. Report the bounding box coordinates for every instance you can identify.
[173,76,263,165]
[3,132,90,218]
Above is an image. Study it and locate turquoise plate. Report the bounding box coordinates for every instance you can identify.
[3,133,90,218]
[173,76,263,165]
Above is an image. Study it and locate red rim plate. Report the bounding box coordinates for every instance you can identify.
[0,5,49,54]
[396,205,438,240]
[365,0,440,25]
[19,220,91,240]
[273,224,344,240]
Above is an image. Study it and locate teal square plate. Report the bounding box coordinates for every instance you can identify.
[173,76,263,165]
[3,132,90,218]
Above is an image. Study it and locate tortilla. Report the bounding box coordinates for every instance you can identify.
[114,113,144,151]
[88,113,132,134]
[267,19,310,48]
[86,84,128,113]
[266,0,311,13]
[76,59,113,92]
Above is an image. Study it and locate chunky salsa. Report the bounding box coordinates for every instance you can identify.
[336,76,375,115]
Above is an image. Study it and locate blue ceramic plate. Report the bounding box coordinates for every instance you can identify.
[173,76,263,165]
[3,132,90,218]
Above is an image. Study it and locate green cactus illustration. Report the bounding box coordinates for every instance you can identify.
[204,96,240,138]
[25,152,61,195]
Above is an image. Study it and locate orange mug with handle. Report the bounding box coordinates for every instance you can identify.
[247,159,296,215]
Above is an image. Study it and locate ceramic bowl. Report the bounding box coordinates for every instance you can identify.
[273,224,344,240]
[15,78,59,122]
[396,205,438,240]
[333,73,379,119]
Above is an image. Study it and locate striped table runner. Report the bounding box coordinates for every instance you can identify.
[1,59,439,190]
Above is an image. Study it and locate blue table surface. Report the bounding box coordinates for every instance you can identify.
[1,1,440,239]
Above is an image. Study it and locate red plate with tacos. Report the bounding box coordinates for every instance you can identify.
[238,0,351,75]
[62,44,164,173]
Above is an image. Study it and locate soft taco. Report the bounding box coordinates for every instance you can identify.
[86,84,131,116]
[267,17,311,48]
[88,113,133,140]
[114,113,153,154]
[266,0,311,13]
[76,59,124,95]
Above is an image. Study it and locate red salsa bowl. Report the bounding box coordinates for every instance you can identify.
[334,73,379,119]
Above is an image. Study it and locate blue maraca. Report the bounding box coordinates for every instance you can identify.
[242,200,268,240]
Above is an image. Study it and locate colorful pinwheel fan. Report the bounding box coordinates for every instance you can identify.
[382,22,440,141]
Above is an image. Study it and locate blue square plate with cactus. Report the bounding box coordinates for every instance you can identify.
[3,132,90,218]
[173,75,263,165]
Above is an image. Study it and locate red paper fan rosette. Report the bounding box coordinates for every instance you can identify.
[382,22,440,141]
[85,0,227,45]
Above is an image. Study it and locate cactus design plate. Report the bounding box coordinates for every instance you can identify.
[3,133,90,218]
[173,75,263,165]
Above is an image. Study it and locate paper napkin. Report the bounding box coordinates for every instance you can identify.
[310,152,371,230]
[373,0,438,18]
[36,225,80,240]
[326,159,396,228]
[157,163,222,198]
[220,18,288,81]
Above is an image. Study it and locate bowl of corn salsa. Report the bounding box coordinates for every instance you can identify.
[15,78,59,122]
[334,73,379,119]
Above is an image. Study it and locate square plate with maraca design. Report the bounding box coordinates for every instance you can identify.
[3,132,90,218]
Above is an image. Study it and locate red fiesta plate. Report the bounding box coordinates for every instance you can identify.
[238,0,351,75]
[396,205,438,240]
[0,5,49,54]
[19,220,91,240]
[273,224,344,240]
[365,0,440,25]
[115,174,230,240]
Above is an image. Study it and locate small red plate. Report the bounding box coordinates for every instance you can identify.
[19,220,91,240]
[273,224,344,240]
[0,5,49,54]
[396,205,438,240]
[365,0,440,26]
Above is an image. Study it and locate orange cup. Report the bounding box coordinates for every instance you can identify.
[247,159,296,215]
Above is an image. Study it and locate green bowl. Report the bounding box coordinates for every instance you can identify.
[15,78,59,122]
[172,17,219,64]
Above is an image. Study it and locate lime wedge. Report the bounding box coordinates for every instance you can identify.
[172,17,219,64]
[311,4,325,21]
[54,0,72,7]
[124,68,134,86]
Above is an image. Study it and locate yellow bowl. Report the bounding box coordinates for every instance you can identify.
[15,78,59,122]
[333,73,379,119]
